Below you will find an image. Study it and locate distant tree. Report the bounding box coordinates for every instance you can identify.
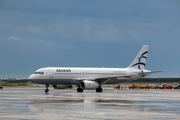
[8,78,13,80]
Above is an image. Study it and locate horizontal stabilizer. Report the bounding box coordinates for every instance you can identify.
[151,71,164,73]
[138,71,163,76]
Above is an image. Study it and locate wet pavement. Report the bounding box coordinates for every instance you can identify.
[0,88,180,120]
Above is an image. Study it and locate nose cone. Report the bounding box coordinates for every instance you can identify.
[28,74,32,80]
[28,74,35,82]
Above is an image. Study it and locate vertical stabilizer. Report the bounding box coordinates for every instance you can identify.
[128,45,149,70]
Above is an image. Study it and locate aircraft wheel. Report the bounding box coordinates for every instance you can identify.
[45,89,49,93]
[77,87,83,92]
[96,87,103,92]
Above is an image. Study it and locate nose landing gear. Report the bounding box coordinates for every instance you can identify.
[45,84,49,93]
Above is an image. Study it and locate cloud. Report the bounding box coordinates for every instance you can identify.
[24,37,73,49]
[0,0,180,79]
[1,0,179,44]
[8,36,21,41]
[27,25,42,33]
[81,25,143,42]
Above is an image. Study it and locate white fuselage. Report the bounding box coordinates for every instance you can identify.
[28,67,151,85]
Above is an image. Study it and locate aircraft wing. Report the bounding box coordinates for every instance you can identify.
[74,74,134,84]
[81,71,163,84]
[81,74,140,84]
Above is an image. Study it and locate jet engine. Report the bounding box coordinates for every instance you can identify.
[81,81,100,89]
[52,85,72,89]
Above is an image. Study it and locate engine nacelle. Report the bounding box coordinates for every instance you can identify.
[52,84,72,89]
[81,81,100,90]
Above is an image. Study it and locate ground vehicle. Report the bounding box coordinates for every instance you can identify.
[158,83,168,89]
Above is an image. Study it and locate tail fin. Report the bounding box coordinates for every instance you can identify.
[128,45,149,70]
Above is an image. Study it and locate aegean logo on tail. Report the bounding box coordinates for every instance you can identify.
[131,51,148,69]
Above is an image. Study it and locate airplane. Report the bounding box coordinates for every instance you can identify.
[28,45,161,93]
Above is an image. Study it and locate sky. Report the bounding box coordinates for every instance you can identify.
[0,0,180,79]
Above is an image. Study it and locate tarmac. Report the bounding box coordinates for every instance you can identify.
[0,87,180,120]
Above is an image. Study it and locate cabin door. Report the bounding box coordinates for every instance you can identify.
[49,69,54,79]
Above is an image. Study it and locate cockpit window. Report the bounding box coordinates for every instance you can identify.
[34,72,44,74]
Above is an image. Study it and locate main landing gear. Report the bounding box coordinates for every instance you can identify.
[96,87,103,92]
[77,87,103,92]
[77,87,83,92]
[45,84,49,93]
